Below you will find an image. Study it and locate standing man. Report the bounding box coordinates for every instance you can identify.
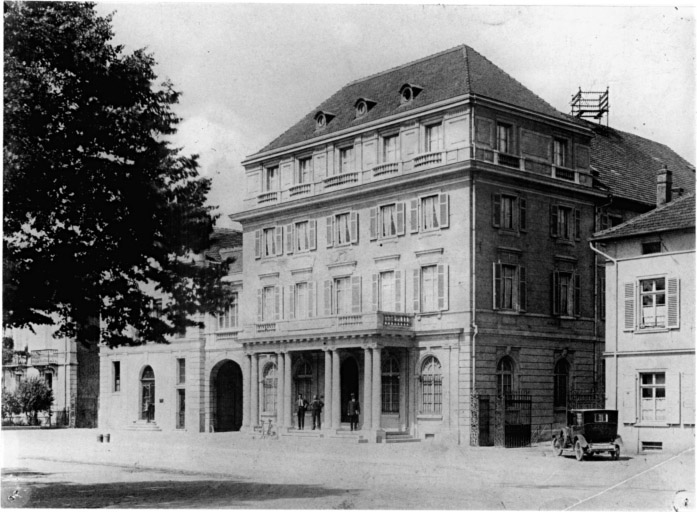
[347,393,360,431]
[310,395,324,430]
[296,393,308,430]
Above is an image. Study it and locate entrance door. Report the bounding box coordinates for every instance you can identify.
[214,361,243,432]
[340,357,359,423]
[176,389,186,429]
[140,366,155,421]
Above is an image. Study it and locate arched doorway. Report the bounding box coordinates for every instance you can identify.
[340,357,359,423]
[212,360,243,432]
[140,366,155,421]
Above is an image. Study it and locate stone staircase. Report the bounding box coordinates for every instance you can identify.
[126,420,162,432]
[384,431,420,443]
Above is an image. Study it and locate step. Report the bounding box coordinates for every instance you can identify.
[126,420,162,432]
[384,431,420,443]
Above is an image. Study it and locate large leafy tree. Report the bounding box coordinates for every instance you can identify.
[4,2,231,347]
[16,377,54,425]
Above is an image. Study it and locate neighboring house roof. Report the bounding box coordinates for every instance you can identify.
[256,45,575,154]
[205,228,242,262]
[591,192,695,241]
[587,122,695,206]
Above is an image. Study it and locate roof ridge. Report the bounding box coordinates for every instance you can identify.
[594,191,696,238]
[463,46,472,92]
[344,44,468,87]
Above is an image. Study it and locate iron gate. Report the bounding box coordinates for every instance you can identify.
[495,391,532,448]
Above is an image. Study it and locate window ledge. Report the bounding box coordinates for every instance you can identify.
[635,327,670,334]
[417,414,443,421]
[634,422,671,428]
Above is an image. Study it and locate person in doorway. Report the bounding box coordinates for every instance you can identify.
[347,393,360,431]
[296,394,308,430]
[310,395,324,430]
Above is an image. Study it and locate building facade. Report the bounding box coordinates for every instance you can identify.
[592,189,695,453]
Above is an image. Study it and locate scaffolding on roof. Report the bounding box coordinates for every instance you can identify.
[571,87,609,125]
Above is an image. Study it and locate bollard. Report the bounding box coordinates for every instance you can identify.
[105,433,110,443]
[97,434,103,443]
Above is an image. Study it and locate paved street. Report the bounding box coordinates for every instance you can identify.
[2,429,694,509]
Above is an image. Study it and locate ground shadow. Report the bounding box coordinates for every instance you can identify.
[16,479,353,508]
[2,468,51,478]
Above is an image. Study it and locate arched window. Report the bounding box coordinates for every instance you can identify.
[295,360,312,403]
[496,356,514,397]
[554,359,570,408]
[141,366,155,421]
[381,356,400,413]
[262,363,278,414]
[420,356,442,414]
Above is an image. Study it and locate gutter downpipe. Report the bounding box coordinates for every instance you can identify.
[470,161,478,446]
[589,241,618,409]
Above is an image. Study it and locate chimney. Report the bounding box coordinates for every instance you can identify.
[656,165,672,206]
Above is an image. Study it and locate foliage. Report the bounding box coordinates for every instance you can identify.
[1,388,22,420]
[16,377,54,425]
[2,337,14,365]
[4,2,233,347]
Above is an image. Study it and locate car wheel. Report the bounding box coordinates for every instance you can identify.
[574,440,584,461]
[552,437,563,456]
[612,445,620,460]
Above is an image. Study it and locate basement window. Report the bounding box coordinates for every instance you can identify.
[641,441,663,451]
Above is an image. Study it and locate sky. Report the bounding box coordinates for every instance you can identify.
[96,3,696,229]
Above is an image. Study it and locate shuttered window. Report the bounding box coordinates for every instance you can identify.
[425,123,443,152]
[414,265,448,313]
[553,270,579,317]
[493,263,526,312]
[371,203,406,240]
[640,372,666,422]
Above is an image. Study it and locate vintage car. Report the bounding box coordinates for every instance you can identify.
[551,409,622,461]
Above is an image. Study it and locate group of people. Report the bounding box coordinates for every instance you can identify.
[295,393,361,431]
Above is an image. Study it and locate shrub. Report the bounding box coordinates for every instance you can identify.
[16,377,53,426]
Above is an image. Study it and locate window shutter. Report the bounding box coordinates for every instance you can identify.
[274,286,281,321]
[620,375,638,424]
[682,372,695,425]
[667,277,680,329]
[257,289,263,322]
[351,276,362,314]
[623,282,635,331]
[254,230,261,259]
[492,194,501,228]
[550,205,558,238]
[410,199,419,233]
[574,272,581,317]
[395,270,403,312]
[552,270,559,316]
[666,372,681,424]
[308,282,316,318]
[519,266,527,312]
[439,194,450,229]
[285,224,294,255]
[519,198,527,232]
[574,209,581,241]
[350,212,359,244]
[413,269,421,313]
[309,220,317,251]
[288,285,295,320]
[372,274,379,312]
[396,202,406,236]
[324,280,332,316]
[275,226,283,256]
[369,207,378,241]
[493,262,501,310]
[326,216,334,248]
[437,264,449,311]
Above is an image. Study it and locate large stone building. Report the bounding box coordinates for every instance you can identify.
[99,45,694,446]
[591,188,695,452]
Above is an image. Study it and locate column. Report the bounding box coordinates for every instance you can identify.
[243,354,251,428]
[332,349,341,429]
[324,349,332,428]
[362,347,372,430]
[284,351,292,428]
[372,346,382,430]
[409,348,417,435]
[400,349,408,431]
[277,351,285,429]
[250,353,259,427]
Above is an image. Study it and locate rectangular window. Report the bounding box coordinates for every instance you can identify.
[263,227,276,257]
[553,270,579,317]
[494,263,526,312]
[262,286,276,322]
[642,241,662,255]
[557,206,573,240]
[335,213,351,246]
[599,270,606,320]
[295,282,309,320]
[382,135,398,163]
[501,195,515,230]
[497,123,513,154]
[640,372,666,422]
[421,195,440,231]
[177,358,186,385]
[297,158,311,184]
[425,123,443,152]
[421,265,438,313]
[113,362,121,392]
[640,278,666,328]
[339,146,353,174]
[218,293,239,330]
[295,221,309,252]
[334,277,352,315]
[379,271,396,312]
[264,166,278,191]
[176,389,185,429]
[492,194,526,232]
[380,204,397,238]
[553,138,568,167]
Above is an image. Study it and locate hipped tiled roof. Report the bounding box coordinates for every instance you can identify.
[205,228,242,262]
[587,122,695,206]
[256,45,573,154]
[591,192,695,241]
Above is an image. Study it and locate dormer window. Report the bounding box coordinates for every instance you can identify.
[399,83,423,104]
[314,111,335,130]
[354,98,376,118]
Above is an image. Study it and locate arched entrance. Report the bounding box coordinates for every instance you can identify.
[340,357,359,423]
[140,366,155,421]
[212,360,243,432]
